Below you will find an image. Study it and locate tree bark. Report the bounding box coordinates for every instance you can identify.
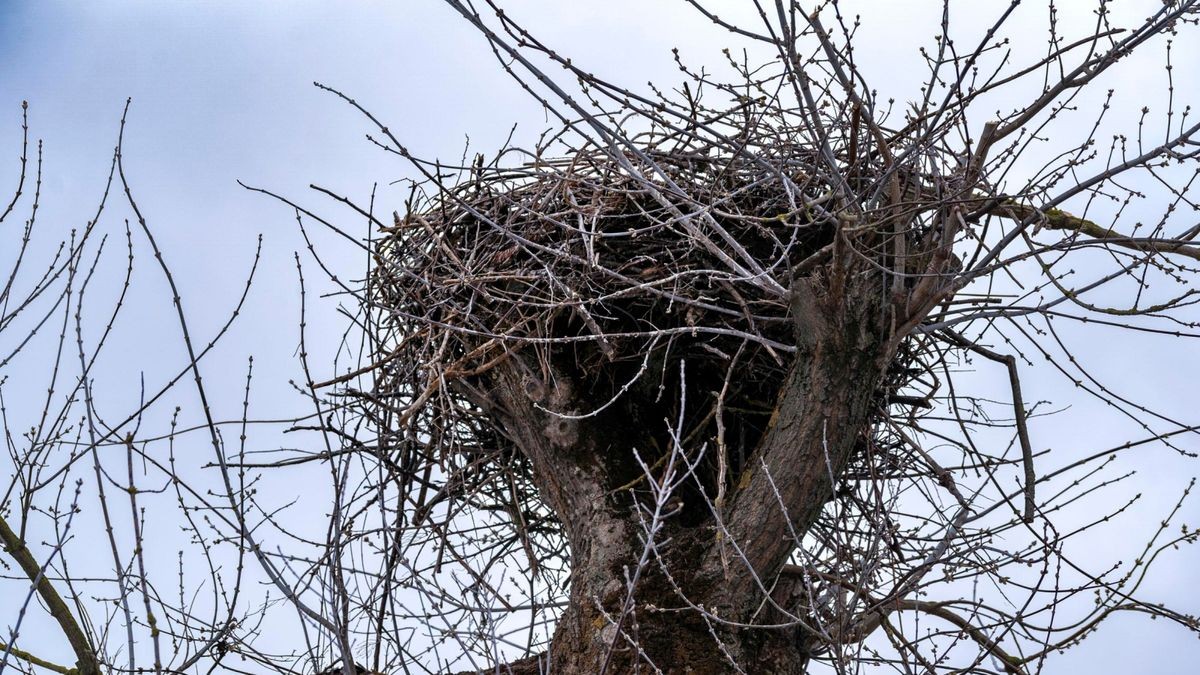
[479,270,894,674]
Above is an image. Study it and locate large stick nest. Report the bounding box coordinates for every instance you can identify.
[371,120,931,547]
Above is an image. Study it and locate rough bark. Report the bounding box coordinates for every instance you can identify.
[708,276,892,606]
[478,270,895,674]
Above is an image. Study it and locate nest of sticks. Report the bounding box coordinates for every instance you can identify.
[370,122,929,547]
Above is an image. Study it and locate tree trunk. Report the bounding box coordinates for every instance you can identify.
[480,271,894,674]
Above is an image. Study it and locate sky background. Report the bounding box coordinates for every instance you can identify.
[1,1,1198,673]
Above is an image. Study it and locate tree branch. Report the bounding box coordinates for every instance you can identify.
[997,201,1200,262]
[0,640,75,675]
[0,514,100,675]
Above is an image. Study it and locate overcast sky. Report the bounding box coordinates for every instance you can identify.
[1,1,1197,673]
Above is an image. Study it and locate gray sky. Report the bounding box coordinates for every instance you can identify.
[1,1,1197,673]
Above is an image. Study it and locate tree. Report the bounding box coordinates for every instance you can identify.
[340,1,1200,672]
[4,2,1200,675]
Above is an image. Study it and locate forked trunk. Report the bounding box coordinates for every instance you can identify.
[477,273,895,674]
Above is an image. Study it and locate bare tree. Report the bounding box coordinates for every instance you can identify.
[5,2,1200,675]
[0,99,277,675]
[315,1,1200,673]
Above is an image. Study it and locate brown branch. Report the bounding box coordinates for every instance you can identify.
[0,640,75,675]
[780,566,1026,674]
[997,201,1200,261]
[0,514,100,675]
[942,330,1036,523]
[862,598,1027,675]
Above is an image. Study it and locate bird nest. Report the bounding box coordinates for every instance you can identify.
[370,126,926,536]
